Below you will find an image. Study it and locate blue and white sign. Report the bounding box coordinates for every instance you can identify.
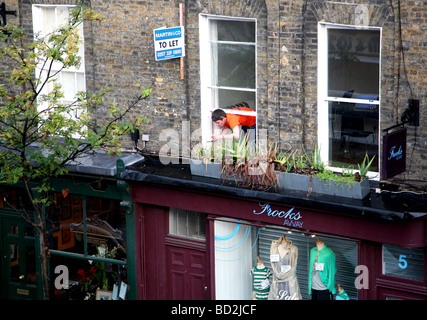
[153,26,185,61]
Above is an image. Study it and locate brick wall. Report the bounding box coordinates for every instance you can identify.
[4,0,426,185]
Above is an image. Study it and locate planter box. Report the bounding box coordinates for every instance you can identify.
[189,159,222,179]
[276,171,370,199]
[189,159,243,183]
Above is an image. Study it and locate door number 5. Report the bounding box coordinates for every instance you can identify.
[398,255,408,269]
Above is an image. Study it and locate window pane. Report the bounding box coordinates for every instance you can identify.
[328,29,380,98]
[62,72,76,100]
[218,89,256,109]
[9,225,18,235]
[187,211,206,239]
[169,208,206,240]
[25,246,37,284]
[214,20,255,42]
[383,244,424,281]
[42,7,56,35]
[76,73,85,92]
[329,101,378,170]
[212,42,255,89]
[10,244,20,282]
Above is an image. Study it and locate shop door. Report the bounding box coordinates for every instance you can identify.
[166,240,208,300]
[0,217,38,300]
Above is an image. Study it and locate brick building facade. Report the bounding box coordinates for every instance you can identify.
[3,0,424,185]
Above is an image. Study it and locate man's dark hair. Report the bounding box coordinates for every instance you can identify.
[212,109,226,121]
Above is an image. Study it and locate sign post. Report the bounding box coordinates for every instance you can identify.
[153,26,185,61]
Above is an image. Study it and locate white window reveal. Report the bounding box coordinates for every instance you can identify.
[199,14,257,146]
[318,23,381,178]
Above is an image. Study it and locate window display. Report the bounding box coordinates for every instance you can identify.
[250,256,272,300]
[46,192,128,300]
[268,235,301,300]
[308,238,337,300]
[214,219,358,300]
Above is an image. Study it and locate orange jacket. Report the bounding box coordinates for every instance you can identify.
[225,107,256,129]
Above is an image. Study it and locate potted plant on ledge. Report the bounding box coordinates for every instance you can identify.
[189,138,277,190]
[274,147,375,199]
[189,140,224,179]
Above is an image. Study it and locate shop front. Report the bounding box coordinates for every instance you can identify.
[0,153,141,300]
[127,166,427,301]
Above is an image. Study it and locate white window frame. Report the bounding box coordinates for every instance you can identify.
[199,14,257,147]
[32,5,86,122]
[317,22,381,180]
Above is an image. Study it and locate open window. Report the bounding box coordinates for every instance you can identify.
[318,23,381,177]
[199,14,257,146]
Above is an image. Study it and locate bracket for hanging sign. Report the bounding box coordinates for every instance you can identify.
[382,99,419,133]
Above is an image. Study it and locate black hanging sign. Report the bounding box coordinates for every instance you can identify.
[382,127,407,180]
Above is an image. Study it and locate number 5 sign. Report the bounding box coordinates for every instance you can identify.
[383,244,424,281]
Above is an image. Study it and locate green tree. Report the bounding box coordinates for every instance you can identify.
[0,4,150,299]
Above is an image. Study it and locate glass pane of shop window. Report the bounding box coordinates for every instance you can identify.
[9,224,18,235]
[10,244,20,282]
[25,246,37,284]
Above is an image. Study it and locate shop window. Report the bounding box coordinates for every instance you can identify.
[169,208,206,240]
[46,193,128,300]
[0,186,34,211]
[199,14,257,146]
[214,219,359,300]
[47,194,126,260]
[318,23,380,177]
[382,244,424,282]
[32,5,86,126]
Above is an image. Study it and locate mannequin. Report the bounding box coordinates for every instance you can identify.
[336,284,350,300]
[268,235,301,300]
[250,256,272,300]
[308,237,337,300]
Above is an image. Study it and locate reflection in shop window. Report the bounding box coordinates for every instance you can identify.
[47,193,128,300]
[47,194,127,260]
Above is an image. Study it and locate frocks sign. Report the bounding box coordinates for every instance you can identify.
[382,127,407,180]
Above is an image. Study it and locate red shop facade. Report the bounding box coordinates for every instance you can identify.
[124,164,427,301]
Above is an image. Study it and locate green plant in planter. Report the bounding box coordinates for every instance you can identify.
[191,140,223,164]
[274,150,295,172]
[357,154,376,180]
[305,146,325,173]
[221,138,277,190]
[315,169,356,187]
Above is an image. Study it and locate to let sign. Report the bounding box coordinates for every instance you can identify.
[153,26,185,61]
